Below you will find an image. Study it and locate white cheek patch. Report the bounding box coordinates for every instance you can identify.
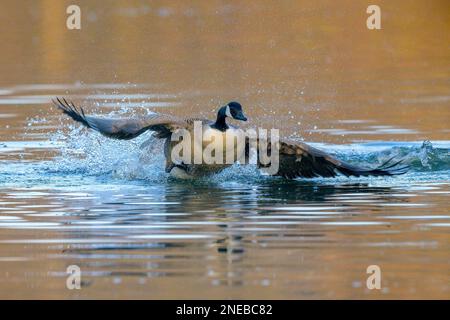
[225,105,232,118]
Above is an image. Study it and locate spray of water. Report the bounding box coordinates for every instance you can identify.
[44,117,449,184]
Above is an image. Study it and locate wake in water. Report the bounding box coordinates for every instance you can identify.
[1,111,447,187]
[37,113,450,185]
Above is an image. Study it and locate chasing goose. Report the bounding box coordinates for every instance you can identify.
[53,98,408,179]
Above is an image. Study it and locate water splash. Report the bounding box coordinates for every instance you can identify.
[42,118,450,182]
[1,112,448,188]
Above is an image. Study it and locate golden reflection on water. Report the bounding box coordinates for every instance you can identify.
[0,0,449,141]
[0,1,449,299]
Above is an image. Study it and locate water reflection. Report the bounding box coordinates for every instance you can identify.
[1,177,448,298]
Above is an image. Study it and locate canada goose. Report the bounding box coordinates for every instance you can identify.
[53,98,408,179]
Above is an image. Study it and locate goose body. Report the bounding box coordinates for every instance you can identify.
[53,98,408,179]
[163,118,242,178]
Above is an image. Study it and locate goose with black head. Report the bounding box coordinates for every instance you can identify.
[53,98,408,179]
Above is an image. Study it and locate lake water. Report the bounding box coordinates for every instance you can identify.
[0,1,449,299]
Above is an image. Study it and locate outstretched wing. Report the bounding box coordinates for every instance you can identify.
[53,98,187,139]
[255,138,409,179]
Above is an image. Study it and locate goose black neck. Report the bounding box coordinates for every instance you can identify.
[212,107,229,131]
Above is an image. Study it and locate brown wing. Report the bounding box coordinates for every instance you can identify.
[255,138,408,179]
[53,98,187,139]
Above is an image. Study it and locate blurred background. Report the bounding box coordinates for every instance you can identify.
[0,0,449,141]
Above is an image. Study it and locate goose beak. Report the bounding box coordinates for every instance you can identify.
[234,111,247,121]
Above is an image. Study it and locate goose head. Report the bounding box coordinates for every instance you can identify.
[224,101,247,121]
[213,102,247,131]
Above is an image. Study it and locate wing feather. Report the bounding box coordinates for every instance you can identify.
[53,97,186,139]
[256,138,409,179]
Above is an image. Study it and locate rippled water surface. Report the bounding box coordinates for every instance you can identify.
[0,1,449,299]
